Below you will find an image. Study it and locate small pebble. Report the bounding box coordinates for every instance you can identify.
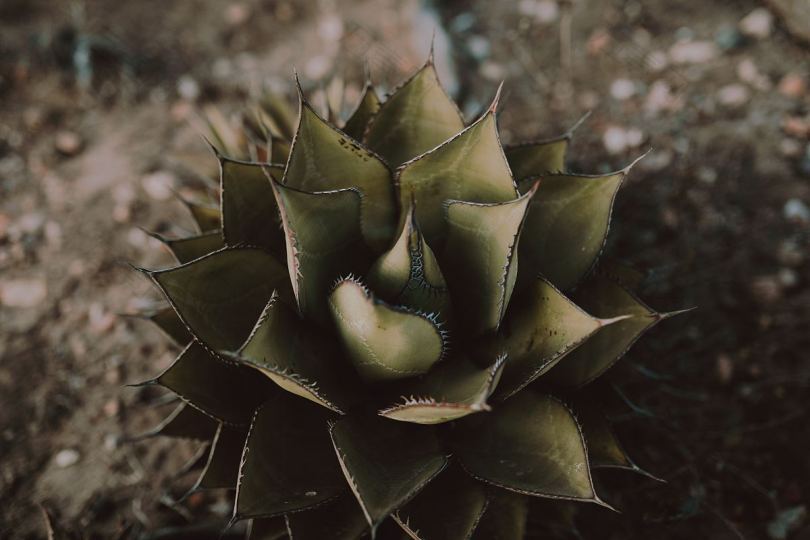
[224,2,250,26]
[645,50,669,72]
[739,8,774,40]
[54,449,80,468]
[783,198,810,224]
[782,116,810,138]
[586,29,611,56]
[778,268,798,288]
[669,40,719,64]
[778,73,807,98]
[1,278,47,308]
[176,75,200,101]
[717,84,750,107]
[54,131,83,156]
[715,24,745,50]
[716,354,733,383]
[610,78,637,100]
[750,275,782,304]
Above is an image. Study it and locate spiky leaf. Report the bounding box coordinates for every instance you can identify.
[505,137,568,180]
[235,395,344,519]
[145,307,192,346]
[329,278,446,382]
[470,491,527,540]
[149,231,225,264]
[285,495,368,540]
[329,414,448,529]
[148,247,289,351]
[229,293,360,413]
[441,184,536,335]
[136,402,216,441]
[379,356,504,424]
[284,96,394,252]
[452,392,602,504]
[365,61,464,168]
[183,198,221,233]
[396,107,518,245]
[191,423,246,490]
[247,518,289,540]
[393,465,488,540]
[343,83,381,141]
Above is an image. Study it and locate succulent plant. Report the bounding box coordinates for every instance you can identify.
[132,52,684,539]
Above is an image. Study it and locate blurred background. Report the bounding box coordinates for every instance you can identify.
[0,0,808,538]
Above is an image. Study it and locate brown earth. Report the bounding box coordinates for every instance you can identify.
[1,0,808,538]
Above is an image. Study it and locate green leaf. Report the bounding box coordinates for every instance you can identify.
[452,392,606,505]
[328,278,447,382]
[441,184,537,335]
[546,271,683,387]
[366,205,450,317]
[272,181,372,326]
[247,518,289,540]
[182,198,221,233]
[343,82,381,141]
[329,414,448,530]
[516,160,642,291]
[228,293,361,413]
[270,136,291,165]
[395,97,519,245]
[259,91,297,141]
[493,276,628,400]
[220,156,285,255]
[470,491,527,540]
[504,137,568,180]
[134,402,217,441]
[235,394,344,519]
[147,247,289,351]
[364,60,464,168]
[147,230,225,265]
[379,355,505,424]
[191,423,246,490]
[133,306,191,346]
[153,342,274,425]
[285,495,369,540]
[574,399,661,481]
[284,90,395,252]
[393,465,488,540]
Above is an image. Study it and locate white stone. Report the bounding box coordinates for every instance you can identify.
[739,8,774,39]
[717,84,750,107]
[784,198,810,223]
[54,449,80,468]
[610,78,637,100]
[603,126,628,154]
[669,40,719,64]
[176,75,200,101]
[1,278,47,308]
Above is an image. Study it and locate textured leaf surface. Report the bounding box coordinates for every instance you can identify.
[441,185,536,335]
[230,293,360,413]
[150,231,224,264]
[154,342,273,425]
[343,83,381,141]
[365,61,464,168]
[366,206,450,316]
[329,278,446,381]
[379,356,504,424]
[149,247,289,351]
[136,402,217,441]
[235,395,344,519]
[546,272,666,387]
[273,182,371,326]
[393,465,488,540]
[192,424,246,490]
[470,491,527,540]
[284,97,394,252]
[330,414,448,529]
[494,277,626,399]
[220,157,285,254]
[453,392,601,503]
[146,307,192,346]
[505,137,568,180]
[247,517,289,540]
[517,169,626,291]
[285,495,368,540]
[183,199,221,233]
[396,109,518,245]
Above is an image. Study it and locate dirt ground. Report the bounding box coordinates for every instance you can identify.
[1,0,808,538]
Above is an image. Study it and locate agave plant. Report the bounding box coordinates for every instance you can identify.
[132,52,684,539]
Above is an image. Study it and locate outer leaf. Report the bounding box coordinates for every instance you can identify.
[364,60,464,168]
[395,98,519,245]
[470,491,527,540]
[366,205,450,317]
[452,392,605,505]
[504,137,568,180]
[235,394,344,520]
[546,271,678,387]
[393,465,488,540]
[575,399,661,480]
[152,342,274,425]
[493,277,628,400]
[145,230,224,265]
[191,423,246,490]
[441,184,537,335]
[328,278,447,382]
[516,161,640,291]
[134,402,217,441]
[284,91,395,252]
[272,182,371,326]
[228,293,361,413]
[343,82,381,141]
[182,198,221,233]
[220,156,285,255]
[247,518,289,540]
[270,136,291,165]
[132,306,191,346]
[379,356,505,424]
[329,414,448,530]
[285,495,368,540]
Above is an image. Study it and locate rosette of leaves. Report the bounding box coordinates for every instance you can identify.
[132,54,684,539]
